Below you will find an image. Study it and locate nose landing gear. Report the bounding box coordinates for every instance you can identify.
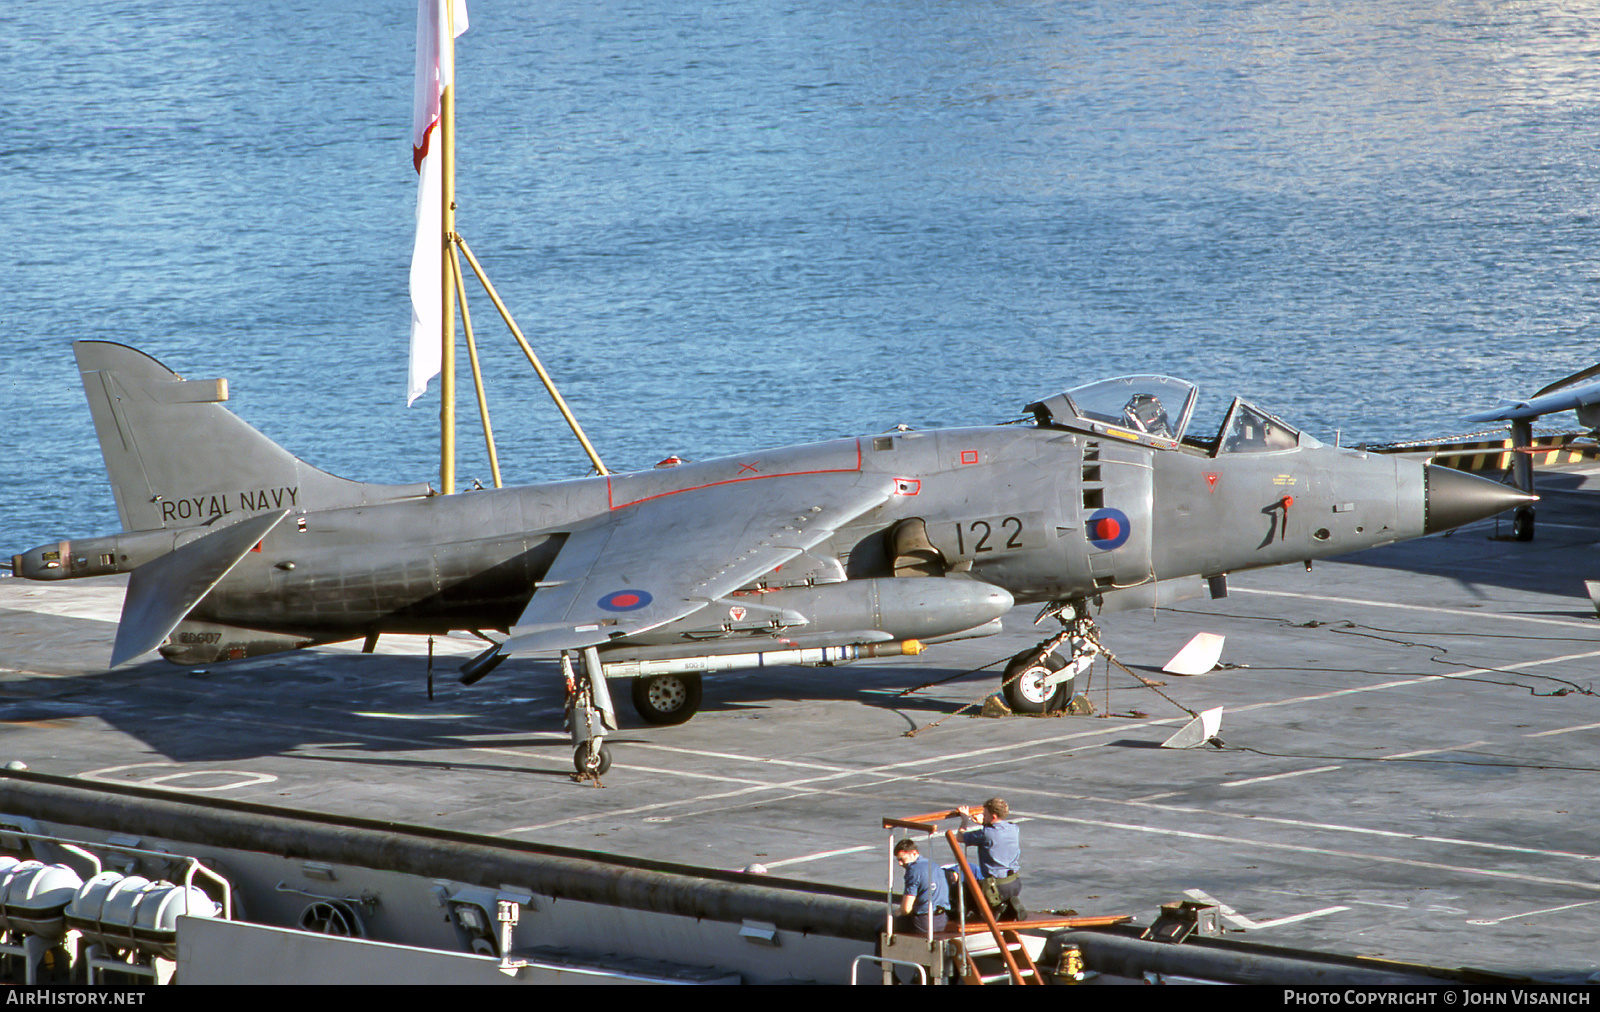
[1001,602,1101,715]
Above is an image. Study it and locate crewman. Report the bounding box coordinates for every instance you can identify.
[953,797,1025,921]
[893,837,949,935]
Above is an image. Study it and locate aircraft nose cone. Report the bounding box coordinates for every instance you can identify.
[1424,465,1536,534]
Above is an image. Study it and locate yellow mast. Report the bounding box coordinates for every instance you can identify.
[427,2,605,488]
[451,241,503,488]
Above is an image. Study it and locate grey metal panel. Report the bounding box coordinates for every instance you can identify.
[1086,440,1155,590]
[178,919,740,985]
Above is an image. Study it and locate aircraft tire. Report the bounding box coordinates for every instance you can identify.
[631,673,703,725]
[1513,506,1535,542]
[575,740,612,777]
[1002,650,1072,715]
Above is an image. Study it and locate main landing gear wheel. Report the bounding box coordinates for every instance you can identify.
[1513,506,1535,542]
[631,673,703,725]
[1002,649,1072,715]
[574,739,612,777]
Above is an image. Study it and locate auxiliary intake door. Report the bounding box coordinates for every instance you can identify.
[1079,440,1155,595]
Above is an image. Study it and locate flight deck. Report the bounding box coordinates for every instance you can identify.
[0,465,1597,983]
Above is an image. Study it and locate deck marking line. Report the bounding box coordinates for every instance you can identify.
[1525,722,1600,738]
[1466,899,1600,926]
[887,775,1600,865]
[1129,799,1600,863]
[1183,889,1348,929]
[1222,765,1342,787]
[1226,647,1600,716]
[1019,811,1600,894]
[502,670,1594,832]
[631,743,847,771]
[500,741,1137,835]
[203,711,1119,811]
[182,659,1600,854]
[1234,587,1597,630]
[500,739,1129,835]
[78,763,279,793]
[194,702,1597,877]
[1381,741,1489,759]
[762,845,874,869]
[201,711,567,754]
[352,711,479,720]
[621,765,791,787]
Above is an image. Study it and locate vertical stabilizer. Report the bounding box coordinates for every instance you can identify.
[74,342,432,532]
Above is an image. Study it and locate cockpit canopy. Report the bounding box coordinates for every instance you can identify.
[1029,375,1316,455]
[1216,398,1312,453]
[1028,376,1199,447]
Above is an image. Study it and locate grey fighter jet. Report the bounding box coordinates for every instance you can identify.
[13,343,1530,774]
[1466,360,1600,541]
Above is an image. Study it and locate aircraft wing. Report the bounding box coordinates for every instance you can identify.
[1467,363,1600,425]
[502,473,893,655]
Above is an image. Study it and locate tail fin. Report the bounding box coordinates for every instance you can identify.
[75,341,431,532]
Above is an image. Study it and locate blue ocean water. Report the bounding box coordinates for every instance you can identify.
[4,1,1599,554]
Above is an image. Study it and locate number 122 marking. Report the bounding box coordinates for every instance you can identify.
[955,516,1025,555]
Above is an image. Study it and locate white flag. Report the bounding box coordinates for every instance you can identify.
[409,0,469,406]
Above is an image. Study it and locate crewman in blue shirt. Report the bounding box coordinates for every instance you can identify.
[893,837,950,935]
[954,796,1025,921]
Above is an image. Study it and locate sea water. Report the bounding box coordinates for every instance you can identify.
[3,0,1598,553]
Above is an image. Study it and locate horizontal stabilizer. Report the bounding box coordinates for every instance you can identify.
[112,511,288,667]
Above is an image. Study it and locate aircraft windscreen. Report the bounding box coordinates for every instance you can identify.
[1216,400,1302,454]
[1063,376,1198,442]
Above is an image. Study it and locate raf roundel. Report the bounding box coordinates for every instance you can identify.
[597,589,654,612]
[1086,507,1131,551]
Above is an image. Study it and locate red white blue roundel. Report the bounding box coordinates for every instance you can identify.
[597,589,653,612]
[1087,508,1131,550]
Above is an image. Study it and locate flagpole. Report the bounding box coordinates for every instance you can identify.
[438,0,459,495]
[411,2,606,486]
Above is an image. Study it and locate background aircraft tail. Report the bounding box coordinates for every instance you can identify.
[75,341,432,532]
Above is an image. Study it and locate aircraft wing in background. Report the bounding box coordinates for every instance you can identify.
[1468,361,1600,427]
